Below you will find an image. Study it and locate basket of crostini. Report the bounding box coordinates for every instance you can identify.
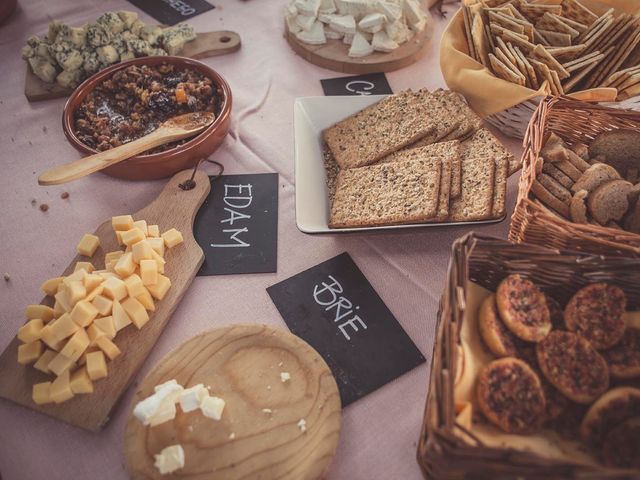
[509,96,640,257]
[417,233,640,478]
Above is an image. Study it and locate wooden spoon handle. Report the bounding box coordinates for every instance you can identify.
[38,127,186,186]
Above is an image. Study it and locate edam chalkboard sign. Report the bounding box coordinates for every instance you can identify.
[267,252,425,406]
[127,0,215,25]
[194,173,278,276]
[321,72,393,96]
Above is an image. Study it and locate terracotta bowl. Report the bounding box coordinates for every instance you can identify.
[62,56,232,181]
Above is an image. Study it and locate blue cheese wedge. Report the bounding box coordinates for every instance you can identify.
[56,69,83,88]
[329,14,356,35]
[86,23,112,47]
[348,31,373,57]
[55,49,83,71]
[117,11,139,30]
[96,45,119,65]
[139,25,163,46]
[82,51,100,75]
[97,12,125,34]
[161,29,187,55]
[372,30,398,52]
[28,58,57,83]
[296,21,326,45]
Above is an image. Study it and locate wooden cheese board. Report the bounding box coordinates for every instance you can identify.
[0,168,210,431]
[25,30,241,102]
[125,324,342,480]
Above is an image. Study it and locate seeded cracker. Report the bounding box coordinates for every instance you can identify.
[323,147,340,206]
[449,154,496,221]
[560,0,598,26]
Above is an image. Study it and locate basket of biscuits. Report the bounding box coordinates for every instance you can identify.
[440,0,640,139]
[417,233,640,478]
[509,95,640,257]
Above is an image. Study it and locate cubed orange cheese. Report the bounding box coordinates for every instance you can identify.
[83,273,103,292]
[147,237,165,256]
[102,276,127,301]
[17,318,44,343]
[50,370,74,403]
[133,220,148,235]
[74,261,95,273]
[78,347,99,366]
[53,300,65,319]
[86,351,108,380]
[41,277,64,296]
[147,275,171,301]
[63,268,87,286]
[60,328,90,362]
[66,281,87,307]
[85,285,104,302]
[87,324,106,346]
[17,340,43,364]
[136,289,156,312]
[48,351,75,376]
[140,259,158,286]
[33,349,57,374]
[32,382,53,405]
[147,224,160,237]
[161,228,184,248]
[97,271,118,281]
[94,316,116,339]
[115,230,125,245]
[77,233,100,257]
[40,325,65,351]
[150,249,166,274]
[50,313,80,342]
[123,273,145,298]
[132,240,153,263]
[25,304,54,321]
[91,295,113,316]
[104,251,124,264]
[70,367,94,394]
[121,227,145,247]
[112,299,132,331]
[121,297,149,329]
[54,290,72,313]
[114,252,136,278]
[112,215,134,231]
[95,336,121,360]
[70,300,99,327]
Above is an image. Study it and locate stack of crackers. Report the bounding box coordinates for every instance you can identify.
[462,0,640,99]
[322,89,515,229]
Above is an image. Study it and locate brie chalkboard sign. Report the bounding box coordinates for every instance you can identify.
[267,252,425,406]
[320,72,393,96]
[127,0,215,25]
[194,173,278,276]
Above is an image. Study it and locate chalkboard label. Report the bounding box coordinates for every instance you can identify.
[320,73,393,96]
[194,173,278,276]
[127,0,215,26]
[267,252,425,406]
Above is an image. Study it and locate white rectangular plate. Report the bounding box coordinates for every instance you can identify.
[293,95,505,234]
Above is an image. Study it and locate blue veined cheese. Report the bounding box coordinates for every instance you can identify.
[161,32,187,56]
[125,38,152,56]
[82,50,100,75]
[117,11,139,30]
[21,45,35,59]
[55,24,86,48]
[56,69,83,88]
[129,19,145,36]
[28,57,58,83]
[47,20,64,43]
[25,36,55,62]
[86,22,112,47]
[55,48,84,71]
[170,23,196,42]
[96,12,125,34]
[120,50,135,61]
[148,48,168,56]
[139,25,163,46]
[96,45,119,65]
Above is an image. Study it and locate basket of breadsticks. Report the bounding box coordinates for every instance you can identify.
[509,96,640,257]
[417,232,640,479]
[440,0,640,139]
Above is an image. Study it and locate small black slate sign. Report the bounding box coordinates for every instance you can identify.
[320,72,393,96]
[267,252,425,406]
[194,173,278,276]
[127,0,215,26]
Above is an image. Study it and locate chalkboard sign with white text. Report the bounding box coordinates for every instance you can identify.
[194,173,278,276]
[267,252,425,406]
[127,0,215,26]
[320,73,393,96]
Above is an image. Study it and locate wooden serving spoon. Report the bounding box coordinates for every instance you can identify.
[38,112,215,186]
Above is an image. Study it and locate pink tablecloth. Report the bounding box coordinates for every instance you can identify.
[0,1,523,478]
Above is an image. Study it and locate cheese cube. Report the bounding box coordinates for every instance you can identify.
[149,400,177,427]
[32,382,53,405]
[91,295,113,316]
[63,268,87,286]
[132,240,153,263]
[179,384,208,412]
[70,300,99,327]
[153,445,184,475]
[124,273,146,298]
[17,318,44,343]
[53,300,65,319]
[77,233,100,257]
[122,297,149,329]
[154,379,180,392]
[50,313,80,342]
[33,349,57,373]
[136,289,156,312]
[74,261,95,273]
[83,273,103,292]
[147,225,160,237]
[102,276,127,301]
[97,271,118,281]
[17,340,43,364]
[86,351,108,380]
[66,281,87,307]
[85,285,104,302]
[104,250,124,264]
[161,228,184,248]
[95,336,120,361]
[54,290,72,313]
[50,370,74,403]
[78,347,99,366]
[112,215,134,231]
[147,237,165,256]
[60,328,90,362]
[133,220,148,235]
[147,275,171,301]
[114,252,136,277]
[48,351,75,376]
[200,395,225,420]
[25,304,54,321]
[121,227,145,247]
[94,316,116,339]
[112,299,132,331]
[70,367,94,394]
[41,325,65,351]
[140,259,158,286]
[150,249,166,274]
[87,323,106,346]
[115,230,125,245]
[41,277,64,296]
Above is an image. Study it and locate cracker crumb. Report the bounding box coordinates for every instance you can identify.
[278,361,283,367]
[3,273,10,282]
[39,204,49,212]
[262,408,273,414]
[61,192,69,199]
[266,385,271,390]
[297,418,307,433]
[229,432,235,440]
[280,372,290,383]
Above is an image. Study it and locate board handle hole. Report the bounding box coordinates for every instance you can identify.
[220,36,231,43]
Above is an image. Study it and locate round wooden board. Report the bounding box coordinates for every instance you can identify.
[124,324,342,480]
[285,17,434,74]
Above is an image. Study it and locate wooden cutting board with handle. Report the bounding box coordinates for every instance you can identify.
[25,31,241,102]
[124,324,342,480]
[0,168,210,431]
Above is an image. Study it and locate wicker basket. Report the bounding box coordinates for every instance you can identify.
[416,233,640,479]
[509,96,640,257]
